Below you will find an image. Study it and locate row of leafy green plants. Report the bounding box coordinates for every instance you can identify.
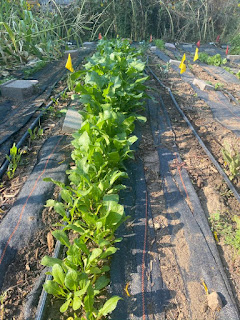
[40,39,148,320]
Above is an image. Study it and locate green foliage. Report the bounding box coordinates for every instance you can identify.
[23,60,47,77]
[28,125,43,143]
[214,82,224,91]
[42,39,148,319]
[222,144,240,181]
[210,212,240,253]
[198,53,227,66]
[155,39,165,50]
[6,143,22,179]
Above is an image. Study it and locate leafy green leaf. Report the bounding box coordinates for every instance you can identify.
[52,264,65,286]
[95,276,110,290]
[52,230,70,248]
[98,296,122,317]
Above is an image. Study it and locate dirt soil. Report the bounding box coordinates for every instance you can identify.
[148,51,240,310]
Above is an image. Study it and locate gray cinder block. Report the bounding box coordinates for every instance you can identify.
[0,79,38,100]
[165,43,176,50]
[227,55,240,63]
[62,109,82,133]
[169,59,181,66]
[64,49,79,58]
[193,78,214,91]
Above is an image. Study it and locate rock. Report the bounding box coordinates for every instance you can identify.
[193,78,214,91]
[207,292,223,311]
[154,222,161,230]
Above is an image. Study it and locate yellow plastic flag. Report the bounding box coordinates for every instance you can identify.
[193,47,199,62]
[180,63,186,74]
[179,53,186,69]
[65,53,74,72]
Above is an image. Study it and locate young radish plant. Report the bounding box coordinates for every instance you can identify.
[41,39,148,319]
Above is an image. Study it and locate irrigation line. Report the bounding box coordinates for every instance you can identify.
[146,64,240,204]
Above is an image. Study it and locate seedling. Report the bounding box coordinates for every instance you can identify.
[6,143,22,179]
[28,125,43,143]
[214,82,224,91]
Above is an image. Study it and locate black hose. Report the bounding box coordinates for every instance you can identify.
[146,64,240,204]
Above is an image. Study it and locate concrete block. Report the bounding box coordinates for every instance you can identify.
[150,46,157,51]
[165,43,176,50]
[205,48,215,53]
[64,49,79,58]
[193,78,214,91]
[169,59,181,66]
[0,79,38,100]
[227,55,240,63]
[83,42,95,48]
[62,109,82,133]
[182,44,193,49]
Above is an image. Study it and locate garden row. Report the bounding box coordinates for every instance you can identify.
[40,39,148,319]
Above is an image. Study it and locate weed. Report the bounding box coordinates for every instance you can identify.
[209,212,240,253]
[214,82,224,91]
[222,143,240,180]
[6,143,22,179]
[23,60,47,77]
[155,39,165,50]
[0,290,8,319]
[157,62,170,78]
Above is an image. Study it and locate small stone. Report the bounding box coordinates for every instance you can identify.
[207,292,223,311]
[154,222,161,230]
[197,177,204,188]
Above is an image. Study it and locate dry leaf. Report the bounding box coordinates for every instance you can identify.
[47,232,54,253]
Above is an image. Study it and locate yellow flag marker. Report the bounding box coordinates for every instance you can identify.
[193,47,199,62]
[180,63,186,74]
[179,53,186,69]
[65,53,74,72]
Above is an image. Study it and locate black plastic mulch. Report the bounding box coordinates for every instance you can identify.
[0,135,69,289]
[154,48,240,137]
[110,95,239,319]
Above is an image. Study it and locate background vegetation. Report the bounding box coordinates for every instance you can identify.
[1,0,240,67]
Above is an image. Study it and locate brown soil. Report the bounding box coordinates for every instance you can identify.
[147,51,240,309]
